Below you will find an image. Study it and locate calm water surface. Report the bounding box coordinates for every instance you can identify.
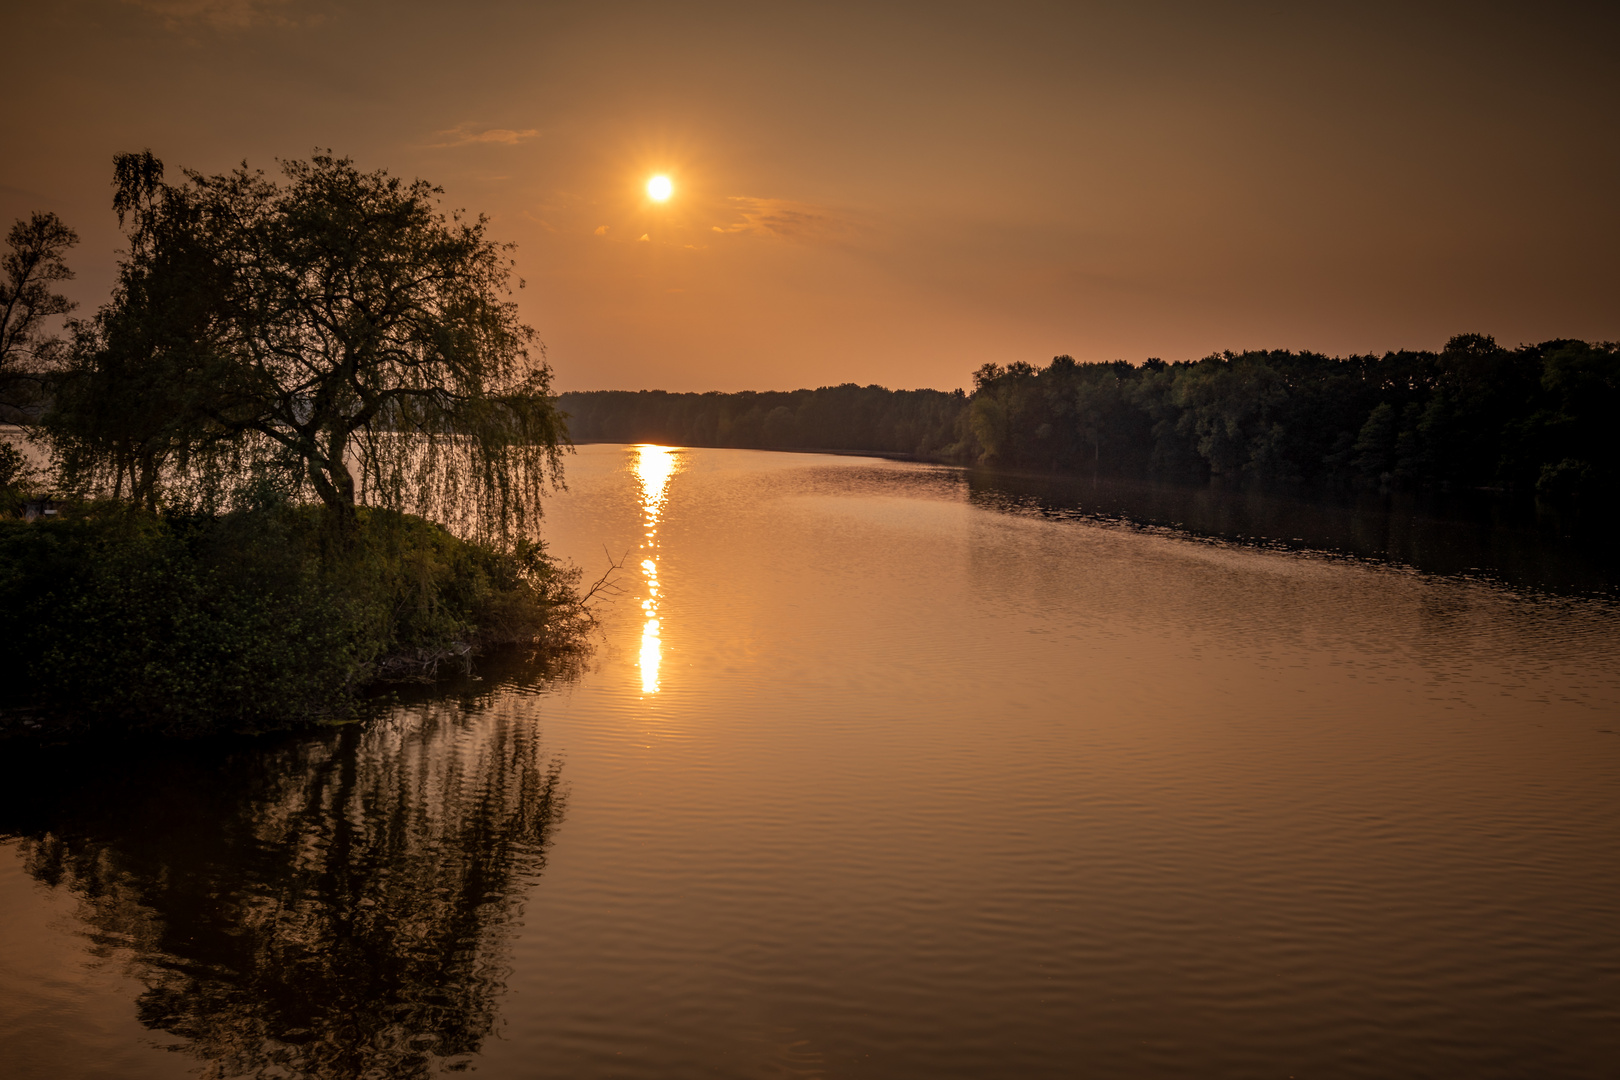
[3,445,1618,1079]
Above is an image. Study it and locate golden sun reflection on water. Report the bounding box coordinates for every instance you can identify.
[633,445,679,694]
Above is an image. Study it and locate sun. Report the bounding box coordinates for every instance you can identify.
[646,174,673,202]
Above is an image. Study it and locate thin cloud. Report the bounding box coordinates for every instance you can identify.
[121,0,302,29]
[431,124,540,148]
[712,197,855,243]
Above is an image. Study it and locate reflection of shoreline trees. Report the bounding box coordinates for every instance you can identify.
[961,469,1618,595]
[3,701,565,1079]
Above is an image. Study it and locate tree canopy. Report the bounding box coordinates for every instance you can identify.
[47,152,567,538]
[0,211,79,421]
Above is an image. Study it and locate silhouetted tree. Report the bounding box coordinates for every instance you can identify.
[0,211,78,421]
[46,152,567,537]
[44,153,234,508]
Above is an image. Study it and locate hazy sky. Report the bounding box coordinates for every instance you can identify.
[5,0,1617,391]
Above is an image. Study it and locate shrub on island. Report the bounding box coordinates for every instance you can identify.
[0,500,585,739]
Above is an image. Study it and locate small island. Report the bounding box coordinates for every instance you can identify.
[1,153,587,740]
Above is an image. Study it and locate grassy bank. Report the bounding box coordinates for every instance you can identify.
[0,501,588,741]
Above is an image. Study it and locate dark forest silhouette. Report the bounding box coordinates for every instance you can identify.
[561,335,1618,504]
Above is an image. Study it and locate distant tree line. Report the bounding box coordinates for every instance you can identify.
[563,334,1618,501]
[559,383,966,458]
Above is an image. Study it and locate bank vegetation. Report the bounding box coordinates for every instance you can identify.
[1,152,583,739]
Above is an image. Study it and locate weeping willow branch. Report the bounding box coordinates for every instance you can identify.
[43,151,571,542]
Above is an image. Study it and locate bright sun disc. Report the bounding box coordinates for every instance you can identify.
[647,175,673,201]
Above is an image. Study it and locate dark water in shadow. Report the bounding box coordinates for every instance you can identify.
[961,467,1619,596]
[2,446,1617,1079]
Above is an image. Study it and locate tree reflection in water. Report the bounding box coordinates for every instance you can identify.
[0,696,565,1079]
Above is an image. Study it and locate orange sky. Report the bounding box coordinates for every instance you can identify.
[4,0,1617,391]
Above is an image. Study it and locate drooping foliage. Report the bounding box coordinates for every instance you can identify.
[44,152,567,538]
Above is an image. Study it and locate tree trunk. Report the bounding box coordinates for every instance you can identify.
[136,448,159,513]
[308,435,358,538]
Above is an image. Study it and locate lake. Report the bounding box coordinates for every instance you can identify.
[3,444,1618,1078]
